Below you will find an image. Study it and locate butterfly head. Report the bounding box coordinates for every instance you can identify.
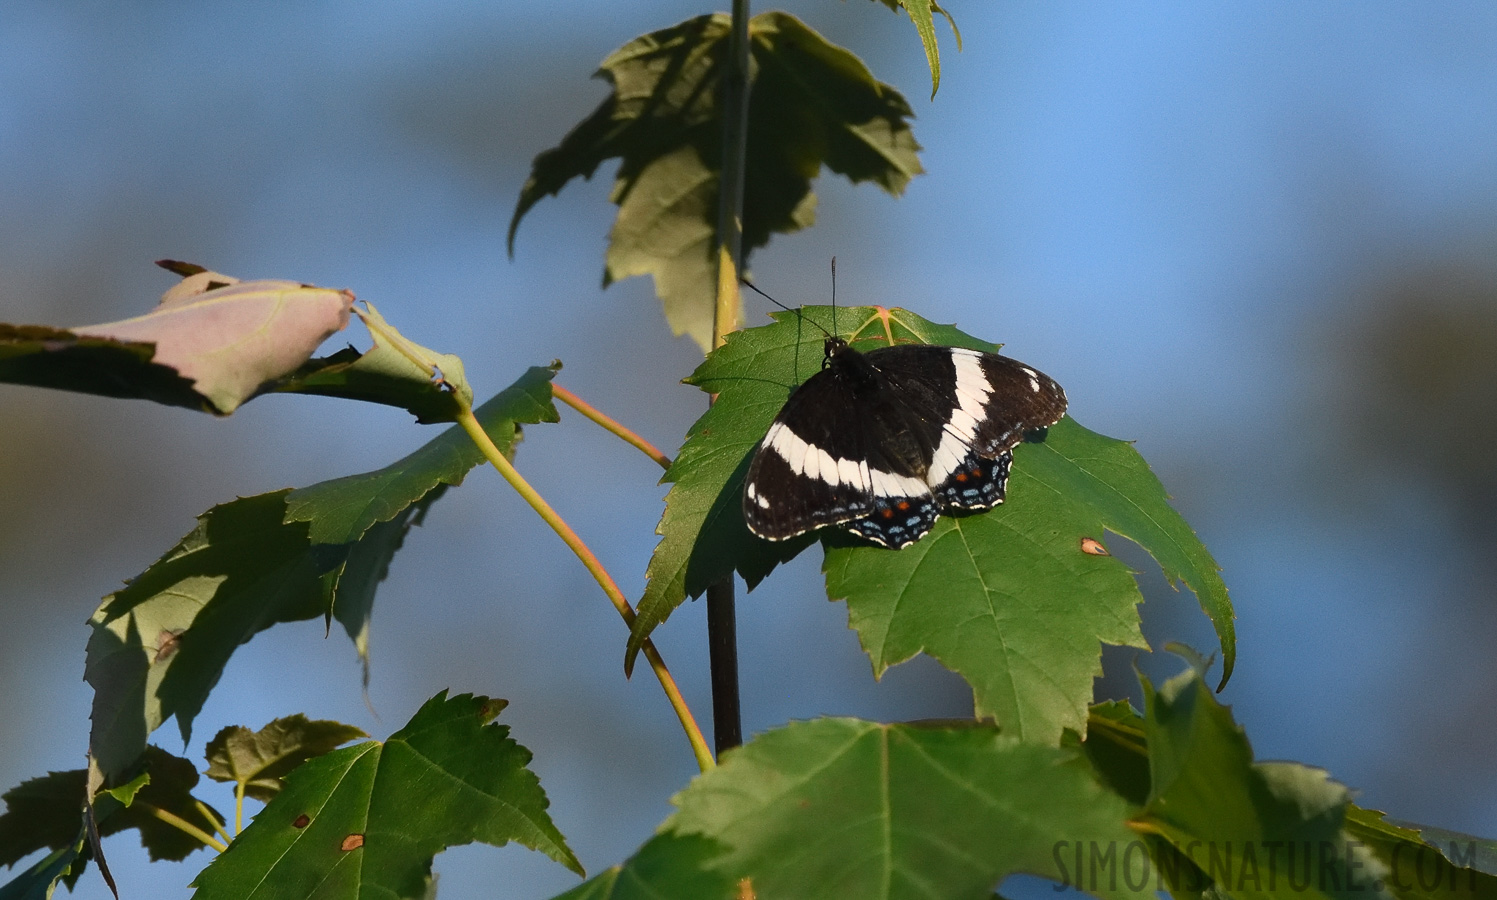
[821,335,850,368]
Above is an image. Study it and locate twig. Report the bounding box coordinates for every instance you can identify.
[456,407,715,773]
[552,383,671,470]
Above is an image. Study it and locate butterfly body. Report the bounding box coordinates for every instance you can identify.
[743,337,1067,549]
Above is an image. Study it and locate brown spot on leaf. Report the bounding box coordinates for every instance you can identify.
[1080,537,1109,556]
[340,833,364,851]
[154,630,183,662]
[292,814,310,829]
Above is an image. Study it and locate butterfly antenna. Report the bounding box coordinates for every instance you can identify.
[740,277,832,339]
[830,257,838,338]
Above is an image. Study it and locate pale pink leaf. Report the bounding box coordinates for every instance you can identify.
[76,275,355,414]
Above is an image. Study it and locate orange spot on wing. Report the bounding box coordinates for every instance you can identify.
[880,508,895,519]
[896,500,910,511]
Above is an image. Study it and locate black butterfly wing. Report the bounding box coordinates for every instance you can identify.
[743,342,951,544]
[743,365,881,541]
[861,345,1067,511]
[864,344,1068,458]
[743,341,1068,549]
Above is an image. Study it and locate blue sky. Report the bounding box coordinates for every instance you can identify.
[2,3,1495,897]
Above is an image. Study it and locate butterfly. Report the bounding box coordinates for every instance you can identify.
[742,334,1068,549]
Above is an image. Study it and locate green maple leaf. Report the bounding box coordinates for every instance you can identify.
[573,717,1142,900]
[864,0,963,97]
[549,833,734,900]
[86,366,558,778]
[190,692,580,899]
[1343,808,1497,898]
[628,307,1233,745]
[509,12,921,351]
[204,716,369,802]
[1136,669,1395,900]
[0,747,224,899]
[282,362,557,546]
[1081,685,1497,900]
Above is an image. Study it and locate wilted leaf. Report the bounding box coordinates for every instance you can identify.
[205,716,368,802]
[0,263,353,414]
[510,12,921,351]
[191,693,580,900]
[86,366,558,777]
[270,302,473,424]
[329,501,437,684]
[0,323,205,411]
[629,307,1232,745]
[88,263,352,413]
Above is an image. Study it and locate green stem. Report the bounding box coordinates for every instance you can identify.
[235,782,246,836]
[197,799,232,845]
[715,0,752,349]
[552,383,671,470]
[134,801,228,853]
[455,406,716,773]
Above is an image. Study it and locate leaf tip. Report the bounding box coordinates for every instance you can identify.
[154,259,207,277]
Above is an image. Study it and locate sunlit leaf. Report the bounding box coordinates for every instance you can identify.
[510,13,920,351]
[629,307,1231,744]
[0,262,355,414]
[191,692,580,900]
[85,491,349,779]
[864,0,962,97]
[205,716,368,802]
[270,303,473,424]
